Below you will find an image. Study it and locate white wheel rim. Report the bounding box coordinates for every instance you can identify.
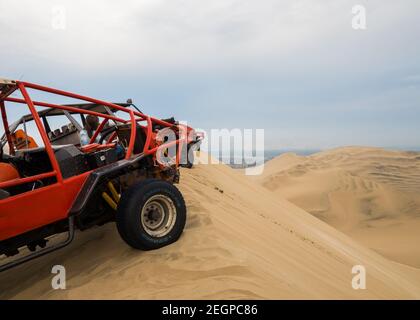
[140,194,177,237]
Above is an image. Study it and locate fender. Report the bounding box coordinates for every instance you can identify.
[69,155,148,216]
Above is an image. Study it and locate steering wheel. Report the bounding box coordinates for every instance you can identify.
[99,125,118,144]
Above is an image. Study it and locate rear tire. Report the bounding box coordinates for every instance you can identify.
[116,179,187,250]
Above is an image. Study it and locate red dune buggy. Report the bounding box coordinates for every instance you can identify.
[0,78,202,272]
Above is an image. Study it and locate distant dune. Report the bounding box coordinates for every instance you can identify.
[1,152,420,299]
[256,146,420,268]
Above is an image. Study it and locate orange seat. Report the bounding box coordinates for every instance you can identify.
[0,163,20,183]
[11,129,38,150]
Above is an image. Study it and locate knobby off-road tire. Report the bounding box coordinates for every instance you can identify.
[180,144,195,169]
[116,179,187,250]
[184,148,194,169]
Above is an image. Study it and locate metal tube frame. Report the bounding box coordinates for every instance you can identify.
[0,81,189,190]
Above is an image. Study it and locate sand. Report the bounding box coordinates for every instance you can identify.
[1,151,420,299]
[257,146,420,268]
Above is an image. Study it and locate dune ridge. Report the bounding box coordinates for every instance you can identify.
[1,153,420,299]
[257,146,420,268]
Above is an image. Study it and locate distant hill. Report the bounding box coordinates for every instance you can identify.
[256,146,420,268]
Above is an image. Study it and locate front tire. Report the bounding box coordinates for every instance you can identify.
[116,179,187,250]
[181,144,195,168]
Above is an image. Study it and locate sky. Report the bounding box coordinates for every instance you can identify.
[1,0,419,150]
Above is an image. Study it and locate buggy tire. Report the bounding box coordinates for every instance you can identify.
[181,144,194,169]
[116,179,186,250]
[185,148,194,169]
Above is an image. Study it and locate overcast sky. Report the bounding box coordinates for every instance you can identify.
[1,0,419,150]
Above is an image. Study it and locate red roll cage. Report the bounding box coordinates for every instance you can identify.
[0,78,189,191]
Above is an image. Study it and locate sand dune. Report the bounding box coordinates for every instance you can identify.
[257,147,420,268]
[1,153,420,299]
